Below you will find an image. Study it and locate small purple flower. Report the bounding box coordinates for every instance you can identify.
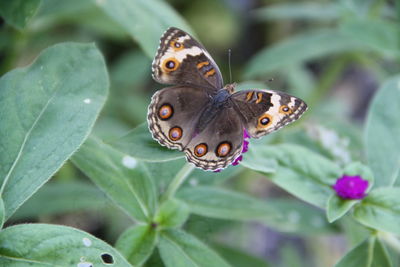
[332,175,369,199]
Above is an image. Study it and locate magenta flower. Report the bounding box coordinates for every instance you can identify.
[214,129,250,172]
[332,175,369,199]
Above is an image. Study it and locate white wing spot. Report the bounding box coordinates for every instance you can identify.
[122,155,137,169]
[82,237,92,247]
[84,98,91,104]
[77,262,93,267]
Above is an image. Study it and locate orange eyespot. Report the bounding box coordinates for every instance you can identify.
[158,104,173,120]
[169,127,182,141]
[258,114,273,128]
[194,143,208,157]
[162,58,179,72]
[171,40,184,51]
[216,142,231,157]
[279,105,292,114]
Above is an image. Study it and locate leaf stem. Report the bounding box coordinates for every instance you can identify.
[379,231,400,254]
[161,163,195,201]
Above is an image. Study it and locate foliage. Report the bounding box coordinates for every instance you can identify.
[1,0,400,266]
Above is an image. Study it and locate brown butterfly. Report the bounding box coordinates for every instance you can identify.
[147,27,307,171]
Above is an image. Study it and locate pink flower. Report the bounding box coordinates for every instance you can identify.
[332,175,369,199]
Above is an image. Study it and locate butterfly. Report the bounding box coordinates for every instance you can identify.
[147,27,307,171]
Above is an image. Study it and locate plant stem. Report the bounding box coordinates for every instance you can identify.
[161,163,195,201]
[379,231,400,254]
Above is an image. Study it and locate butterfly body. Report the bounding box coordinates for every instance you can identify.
[148,27,307,171]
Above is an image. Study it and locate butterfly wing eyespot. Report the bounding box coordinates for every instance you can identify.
[171,40,184,51]
[162,58,180,72]
[169,127,182,141]
[279,105,292,114]
[194,143,208,157]
[258,114,273,128]
[158,104,173,120]
[216,142,232,157]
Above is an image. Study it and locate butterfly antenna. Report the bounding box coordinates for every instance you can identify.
[228,49,232,84]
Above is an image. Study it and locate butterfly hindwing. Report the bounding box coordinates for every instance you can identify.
[232,89,307,138]
[184,106,244,171]
[152,27,223,90]
[147,85,210,150]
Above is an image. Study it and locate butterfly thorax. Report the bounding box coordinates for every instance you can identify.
[194,87,234,135]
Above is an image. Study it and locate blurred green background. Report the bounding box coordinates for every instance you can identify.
[1,0,399,266]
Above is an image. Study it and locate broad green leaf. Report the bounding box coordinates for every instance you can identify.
[353,187,400,235]
[159,229,231,267]
[111,123,183,162]
[212,243,270,267]
[0,0,41,29]
[241,146,277,174]
[335,237,392,267]
[365,76,400,187]
[155,198,189,229]
[340,19,400,57]
[11,181,108,220]
[0,198,3,229]
[327,195,358,223]
[177,186,336,234]
[115,225,157,266]
[0,43,108,220]
[327,162,375,222]
[254,2,340,21]
[72,135,157,223]
[94,0,193,58]
[245,144,341,208]
[34,0,127,40]
[244,30,367,78]
[0,224,131,266]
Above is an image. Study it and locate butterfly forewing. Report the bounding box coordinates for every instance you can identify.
[147,86,210,150]
[232,89,308,138]
[152,27,223,90]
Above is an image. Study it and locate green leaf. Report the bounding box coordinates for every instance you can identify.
[244,30,367,78]
[254,2,340,21]
[111,123,183,162]
[0,223,131,266]
[94,0,193,58]
[177,186,336,234]
[245,144,341,208]
[0,198,4,229]
[365,76,400,187]
[0,43,108,220]
[115,225,157,266]
[327,162,375,222]
[11,181,108,220]
[159,229,231,267]
[340,19,400,57]
[71,135,157,223]
[212,243,270,267]
[354,187,400,235]
[0,0,41,29]
[335,237,392,267]
[155,198,189,229]
[327,195,358,223]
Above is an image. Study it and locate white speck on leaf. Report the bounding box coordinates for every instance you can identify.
[189,178,198,186]
[311,217,323,227]
[77,262,93,267]
[84,98,91,104]
[288,211,300,223]
[122,155,137,169]
[82,237,92,247]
